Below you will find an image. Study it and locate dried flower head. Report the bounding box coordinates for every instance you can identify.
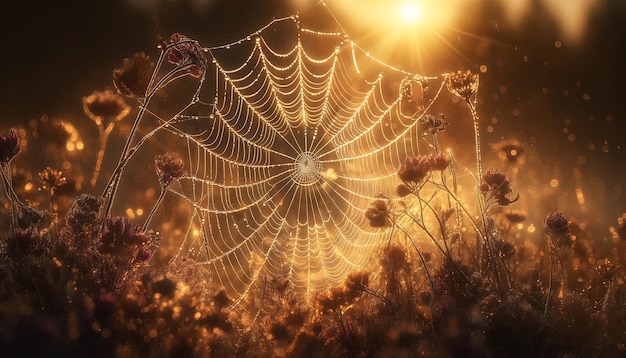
[344,271,370,295]
[480,168,519,206]
[429,152,451,171]
[0,129,21,163]
[420,113,448,136]
[383,245,409,271]
[316,286,349,314]
[160,33,207,78]
[155,152,186,186]
[133,247,153,264]
[65,194,102,233]
[396,183,412,197]
[38,167,67,193]
[447,69,479,102]
[113,52,155,98]
[17,206,53,230]
[398,155,432,184]
[6,227,45,258]
[82,89,131,125]
[596,258,620,281]
[100,215,147,255]
[365,199,392,228]
[544,211,572,248]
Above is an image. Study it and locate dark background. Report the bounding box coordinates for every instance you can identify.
[1,0,624,234]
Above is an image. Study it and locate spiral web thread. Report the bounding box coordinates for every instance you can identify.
[164,16,462,305]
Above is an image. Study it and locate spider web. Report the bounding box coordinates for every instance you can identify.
[163,16,456,304]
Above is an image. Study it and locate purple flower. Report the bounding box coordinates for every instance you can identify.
[100,215,147,255]
[162,33,207,78]
[480,168,519,206]
[398,155,432,184]
[544,211,571,247]
[0,129,21,163]
[155,152,186,186]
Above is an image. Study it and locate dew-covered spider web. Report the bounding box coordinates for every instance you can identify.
[161,15,467,305]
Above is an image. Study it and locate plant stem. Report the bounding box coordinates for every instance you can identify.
[1,164,18,228]
[91,122,115,187]
[395,225,435,293]
[543,247,554,320]
[142,188,167,232]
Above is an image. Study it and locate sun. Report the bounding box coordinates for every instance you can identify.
[398,1,423,24]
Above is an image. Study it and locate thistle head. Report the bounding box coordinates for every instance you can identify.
[544,211,572,248]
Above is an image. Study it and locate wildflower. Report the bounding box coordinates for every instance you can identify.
[396,183,412,197]
[420,113,448,136]
[344,271,369,296]
[398,155,432,184]
[65,194,102,234]
[17,206,53,230]
[447,69,479,102]
[316,286,348,314]
[0,129,21,163]
[100,215,147,255]
[429,152,451,171]
[382,245,409,272]
[596,258,620,281]
[544,211,572,248]
[133,247,152,263]
[480,168,519,206]
[113,52,154,98]
[155,152,186,186]
[38,167,67,194]
[161,33,207,78]
[6,227,45,258]
[82,89,131,126]
[365,199,392,228]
